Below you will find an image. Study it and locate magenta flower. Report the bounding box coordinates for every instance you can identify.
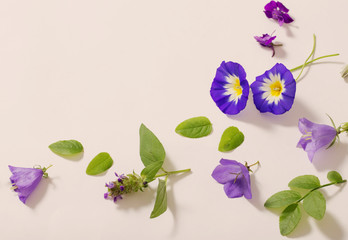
[254,33,278,57]
[264,1,294,26]
[297,118,337,162]
[9,165,51,204]
[211,159,252,199]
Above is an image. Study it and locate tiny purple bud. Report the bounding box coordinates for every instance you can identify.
[104,192,109,199]
[120,185,125,191]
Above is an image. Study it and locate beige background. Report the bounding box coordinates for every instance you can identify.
[1,0,348,239]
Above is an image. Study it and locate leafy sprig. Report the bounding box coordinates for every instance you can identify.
[264,171,346,236]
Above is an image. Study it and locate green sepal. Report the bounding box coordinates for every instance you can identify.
[218,126,244,152]
[86,152,113,175]
[303,190,326,220]
[288,175,321,189]
[175,116,212,138]
[49,140,84,156]
[264,190,302,208]
[150,179,167,218]
[279,204,302,236]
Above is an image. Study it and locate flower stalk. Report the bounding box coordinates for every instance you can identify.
[154,168,191,178]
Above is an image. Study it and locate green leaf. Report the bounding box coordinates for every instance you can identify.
[327,171,343,183]
[150,179,167,218]
[218,126,244,152]
[279,204,302,236]
[264,190,302,208]
[303,190,326,220]
[141,161,163,182]
[288,175,321,189]
[175,116,212,138]
[49,140,83,156]
[86,152,113,175]
[139,124,165,167]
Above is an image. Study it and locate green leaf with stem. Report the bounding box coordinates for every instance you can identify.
[175,116,212,138]
[150,178,167,218]
[327,171,343,183]
[303,190,326,220]
[288,175,320,189]
[279,204,302,236]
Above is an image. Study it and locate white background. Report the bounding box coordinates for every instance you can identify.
[0,0,348,239]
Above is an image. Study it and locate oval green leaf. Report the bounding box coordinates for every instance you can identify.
[150,179,167,218]
[279,203,302,236]
[141,161,163,183]
[49,140,83,156]
[218,126,244,152]
[264,190,302,208]
[327,171,343,183]
[175,116,212,138]
[288,175,320,189]
[303,190,326,220]
[139,124,165,167]
[86,152,113,175]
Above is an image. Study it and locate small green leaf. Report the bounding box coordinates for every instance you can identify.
[303,190,326,220]
[288,175,321,189]
[141,161,163,182]
[86,152,113,175]
[264,190,302,208]
[175,116,212,138]
[139,124,165,167]
[327,171,343,183]
[150,179,167,218]
[49,140,83,156]
[218,126,244,152]
[279,204,302,236]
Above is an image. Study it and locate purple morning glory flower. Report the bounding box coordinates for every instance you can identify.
[254,33,278,57]
[211,159,252,199]
[297,118,337,162]
[250,63,296,115]
[9,165,44,204]
[210,61,249,115]
[264,1,294,26]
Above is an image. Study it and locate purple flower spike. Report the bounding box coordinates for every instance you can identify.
[9,166,44,204]
[211,159,252,199]
[254,33,277,57]
[297,118,337,162]
[250,63,296,115]
[210,61,249,115]
[264,1,294,26]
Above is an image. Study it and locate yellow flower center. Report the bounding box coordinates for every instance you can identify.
[270,80,283,96]
[233,79,243,96]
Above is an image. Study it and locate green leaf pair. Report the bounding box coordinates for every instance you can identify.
[175,116,244,152]
[49,140,114,175]
[264,171,346,236]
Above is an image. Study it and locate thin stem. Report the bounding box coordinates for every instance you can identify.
[155,168,191,179]
[294,34,316,82]
[290,54,340,72]
[296,180,347,203]
[248,161,260,168]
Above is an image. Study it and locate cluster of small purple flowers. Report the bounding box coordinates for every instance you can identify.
[104,172,148,202]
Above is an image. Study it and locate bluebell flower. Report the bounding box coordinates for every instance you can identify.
[210,61,249,115]
[250,63,296,115]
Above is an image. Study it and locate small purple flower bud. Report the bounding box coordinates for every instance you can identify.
[120,185,125,191]
[104,192,109,199]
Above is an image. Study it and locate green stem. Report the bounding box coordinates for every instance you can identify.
[296,180,347,203]
[294,34,316,82]
[155,168,191,178]
[290,54,340,72]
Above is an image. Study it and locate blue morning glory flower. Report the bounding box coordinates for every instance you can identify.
[250,63,296,115]
[210,61,249,115]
